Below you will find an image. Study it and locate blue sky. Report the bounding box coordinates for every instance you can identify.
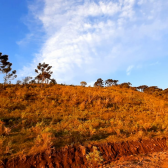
[0,0,168,89]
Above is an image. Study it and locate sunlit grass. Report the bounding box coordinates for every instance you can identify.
[0,83,168,159]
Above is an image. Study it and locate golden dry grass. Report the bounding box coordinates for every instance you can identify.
[0,83,168,160]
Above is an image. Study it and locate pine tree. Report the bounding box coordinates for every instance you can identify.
[0,52,17,84]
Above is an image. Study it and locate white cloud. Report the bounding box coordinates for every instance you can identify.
[18,0,168,84]
[16,34,34,46]
[126,65,134,75]
[136,61,159,69]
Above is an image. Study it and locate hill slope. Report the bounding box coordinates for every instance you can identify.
[0,84,168,163]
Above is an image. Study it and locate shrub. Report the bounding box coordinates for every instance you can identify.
[86,146,103,167]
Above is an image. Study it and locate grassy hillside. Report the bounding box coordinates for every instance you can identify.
[0,84,168,160]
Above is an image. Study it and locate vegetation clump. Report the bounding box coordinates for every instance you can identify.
[86,146,103,167]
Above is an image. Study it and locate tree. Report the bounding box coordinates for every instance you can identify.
[35,62,53,86]
[105,79,113,87]
[120,82,132,88]
[29,79,36,84]
[50,78,57,84]
[16,80,22,85]
[137,85,148,92]
[113,80,118,85]
[127,82,132,86]
[0,53,8,74]
[4,70,17,84]
[94,78,104,87]
[22,76,32,84]
[80,81,87,87]
[0,52,17,84]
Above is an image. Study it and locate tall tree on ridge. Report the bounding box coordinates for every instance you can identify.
[94,78,104,87]
[0,52,17,84]
[35,62,53,87]
[105,79,113,87]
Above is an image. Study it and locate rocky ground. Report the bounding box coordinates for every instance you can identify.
[103,151,168,168]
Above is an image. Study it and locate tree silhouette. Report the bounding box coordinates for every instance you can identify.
[29,79,36,84]
[16,80,22,85]
[105,79,113,87]
[0,53,8,73]
[0,52,17,84]
[50,78,57,84]
[35,62,53,86]
[113,80,118,85]
[94,78,104,87]
[22,76,32,84]
[4,70,17,84]
[120,82,132,88]
[137,85,148,92]
[80,81,87,87]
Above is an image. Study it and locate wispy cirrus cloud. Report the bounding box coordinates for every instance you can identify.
[18,0,168,84]
[126,65,134,75]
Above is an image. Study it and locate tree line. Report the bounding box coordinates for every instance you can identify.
[0,52,165,93]
[0,52,56,86]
